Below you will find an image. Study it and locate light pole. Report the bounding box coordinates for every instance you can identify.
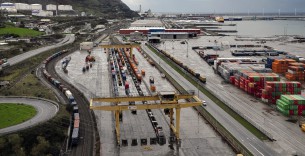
[185,40,189,58]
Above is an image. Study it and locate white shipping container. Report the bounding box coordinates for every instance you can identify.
[65,90,73,98]
[58,5,72,11]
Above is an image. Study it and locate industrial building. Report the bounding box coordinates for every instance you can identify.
[149,32,193,40]
[119,27,200,36]
[32,10,53,17]
[58,5,73,11]
[0,2,15,9]
[80,42,93,50]
[30,4,42,10]
[129,31,145,41]
[130,19,164,27]
[46,4,57,11]
[15,3,30,10]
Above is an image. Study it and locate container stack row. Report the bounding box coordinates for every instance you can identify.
[262,82,302,104]
[231,69,280,97]
[218,62,270,81]
[285,63,305,81]
[277,95,305,116]
[272,59,296,74]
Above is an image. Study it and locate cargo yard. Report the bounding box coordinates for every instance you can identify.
[3,15,305,156]
[149,32,305,155]
[54,37,235,155]
[51,19,305,155]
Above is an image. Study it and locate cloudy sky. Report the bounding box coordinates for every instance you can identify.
[121,0,305,13]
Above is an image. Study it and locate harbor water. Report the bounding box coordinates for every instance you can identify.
[223,20,305,37]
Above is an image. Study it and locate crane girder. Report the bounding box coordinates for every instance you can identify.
[90,101,201,111]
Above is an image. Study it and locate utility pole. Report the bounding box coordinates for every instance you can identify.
[185,40,189,58]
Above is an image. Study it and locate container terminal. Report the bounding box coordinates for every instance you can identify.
[41,19,305,156]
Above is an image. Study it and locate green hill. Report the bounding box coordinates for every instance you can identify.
[9,0,138,18]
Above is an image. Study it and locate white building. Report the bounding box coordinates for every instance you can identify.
[30,4,42,10]
[32,10,53,17]
[3,8,17,13]
[0,2,15,9]
[130,20,164,27]
[15,3,31,10]
[46,4,57,11]
[58,5,73,11]
[80,42,93,50]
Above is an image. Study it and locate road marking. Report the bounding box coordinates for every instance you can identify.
[249,143,264,156]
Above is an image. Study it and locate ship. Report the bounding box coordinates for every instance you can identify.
[215,16,224,23]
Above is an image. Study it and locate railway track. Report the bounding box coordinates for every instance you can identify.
[45,51,96,156]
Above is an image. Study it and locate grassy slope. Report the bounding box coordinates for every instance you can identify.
[0,103,37,129]
[0,27,43,37]
[1,73,57,101]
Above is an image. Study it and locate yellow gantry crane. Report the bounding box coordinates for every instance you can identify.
[90,91,202,145]
[101,44,140,58]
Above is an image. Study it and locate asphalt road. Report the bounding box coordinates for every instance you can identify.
[0,97,58,135]
[141,44,278,156]
[7,34,75,66]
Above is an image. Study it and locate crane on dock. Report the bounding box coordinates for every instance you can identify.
[90,91,202,145]
[100,44,140,59]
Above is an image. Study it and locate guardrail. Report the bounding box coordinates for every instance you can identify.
[140,45,253,156]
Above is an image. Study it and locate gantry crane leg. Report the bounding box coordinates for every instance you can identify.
[115,110,120,145]
[175,107,181,146]
[169,108,174,125]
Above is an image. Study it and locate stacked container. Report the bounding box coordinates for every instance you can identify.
[272,59,296,74]
[262,82,301,104]
[232,69,280,98]
[277,95,305,116]
[285,62,305,81]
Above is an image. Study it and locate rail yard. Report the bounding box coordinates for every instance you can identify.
[2,15,305,156]
[40,21,305,155]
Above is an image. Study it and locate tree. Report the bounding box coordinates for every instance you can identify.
[30,136,50,156]
[7,134,25,156]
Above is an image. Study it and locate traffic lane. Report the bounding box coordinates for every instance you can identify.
[0,97,58,135]
[8,34,75,66]
[142,44,277,156]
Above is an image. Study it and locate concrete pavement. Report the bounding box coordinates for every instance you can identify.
[141,43,278,156]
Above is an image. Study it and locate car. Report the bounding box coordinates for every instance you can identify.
[202,101,207,106]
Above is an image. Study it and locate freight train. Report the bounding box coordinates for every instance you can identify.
[42,49,80,146]
[146,43,206,83]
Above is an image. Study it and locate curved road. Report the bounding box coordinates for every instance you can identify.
[0,97,59,135]
[8,34,75,66]
[141,44,278,156]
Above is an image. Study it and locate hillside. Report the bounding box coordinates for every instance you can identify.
[9,0,138,18]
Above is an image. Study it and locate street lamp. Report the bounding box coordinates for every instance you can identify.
[185,40,189,58]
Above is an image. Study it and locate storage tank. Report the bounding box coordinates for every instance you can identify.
[15,3,30,10]
[46,4,56,11]
[1,2,15,9]
[58,5,72,11]
[31,4,42,10]
[32,9,40,16]
[5,8,17,13]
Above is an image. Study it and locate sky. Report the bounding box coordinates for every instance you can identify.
[121,0,305,13]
